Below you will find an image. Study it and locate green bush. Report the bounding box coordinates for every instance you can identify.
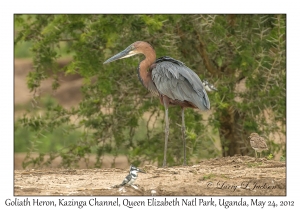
[14,14,286,168]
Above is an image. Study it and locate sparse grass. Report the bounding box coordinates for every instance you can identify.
[220,174,230,179]
[247,162,263,168]
[203,173,216,180]
[202,173,229,180]
[280,156,286,162]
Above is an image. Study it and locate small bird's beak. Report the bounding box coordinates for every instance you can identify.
[137,168,146,173]
[103,45,138,64]
[211,86,218,91]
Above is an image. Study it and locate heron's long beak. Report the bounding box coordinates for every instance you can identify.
[103,46,137,64]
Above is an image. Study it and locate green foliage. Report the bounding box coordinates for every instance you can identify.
[267,153,274,160]
[14,14,285,168]
[14,123,83,153]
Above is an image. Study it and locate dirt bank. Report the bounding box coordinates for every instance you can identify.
[14,155,285,196]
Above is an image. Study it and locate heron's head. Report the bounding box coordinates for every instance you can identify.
[103,41,154,64]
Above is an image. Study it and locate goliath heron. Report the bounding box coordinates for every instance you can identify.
[104,41,210,167]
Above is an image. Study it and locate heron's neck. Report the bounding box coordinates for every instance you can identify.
[137,49,156,87]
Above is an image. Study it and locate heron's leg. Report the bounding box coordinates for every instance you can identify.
[255,151,257,160]
[181,108,186,166]
[162,97,169,167]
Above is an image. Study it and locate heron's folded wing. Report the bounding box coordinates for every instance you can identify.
[152,57,210,110]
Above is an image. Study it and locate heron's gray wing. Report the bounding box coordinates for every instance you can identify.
[120,174,132,186]
[152,58,210,110]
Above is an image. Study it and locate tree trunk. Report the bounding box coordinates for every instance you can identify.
[220,106,248,156]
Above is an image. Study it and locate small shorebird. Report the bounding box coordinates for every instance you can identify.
[248,133,268,159]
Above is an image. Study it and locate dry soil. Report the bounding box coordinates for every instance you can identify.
[14,155,286,196]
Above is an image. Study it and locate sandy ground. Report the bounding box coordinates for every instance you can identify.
[14,59,286,196]
[14,155,286,196]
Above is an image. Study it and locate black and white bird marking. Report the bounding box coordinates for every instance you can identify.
[203,80,218,92]
[119,165,145,189]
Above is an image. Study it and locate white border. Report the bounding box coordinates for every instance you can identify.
[2,1,298,209]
